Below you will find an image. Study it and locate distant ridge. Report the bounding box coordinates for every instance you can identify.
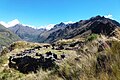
[37,15,120,43]
[9,15,120,43]
[9,24,46,42]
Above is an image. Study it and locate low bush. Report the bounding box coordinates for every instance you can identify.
[86,34,98,41]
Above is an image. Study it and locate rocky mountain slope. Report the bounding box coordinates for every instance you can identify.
[9,15,120,43]
[0,24,20,53]
[9,22,67,43]
[9,24,46,42]
[39,15,120,43]
[37,22,67,42]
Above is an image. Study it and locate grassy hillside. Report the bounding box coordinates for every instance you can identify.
[0,35,120,80]
[0,24,21,53]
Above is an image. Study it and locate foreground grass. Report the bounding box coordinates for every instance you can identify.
[0,40,120,80]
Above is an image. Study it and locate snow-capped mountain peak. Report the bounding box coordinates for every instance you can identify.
[0,19,20,28]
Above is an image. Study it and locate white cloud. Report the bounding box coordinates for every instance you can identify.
[39,24,55,30]
[22,24,38,29]
[104,14,113,19]
[0,19,20,28]
[38,21,75,30]
[64,21,75,24]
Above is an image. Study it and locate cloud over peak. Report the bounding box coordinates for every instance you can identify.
[64,21,75,24]
[39,24,55,30]
[104,14,113,19]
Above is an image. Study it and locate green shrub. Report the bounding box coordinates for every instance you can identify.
[86,34,98,41]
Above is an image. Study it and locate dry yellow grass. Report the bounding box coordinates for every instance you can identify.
[0,37,120,80]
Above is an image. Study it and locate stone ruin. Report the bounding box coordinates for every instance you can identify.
[8,49,66,74]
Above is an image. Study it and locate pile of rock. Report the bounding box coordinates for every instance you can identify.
[9,51,65,73]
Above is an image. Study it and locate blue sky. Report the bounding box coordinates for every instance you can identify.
[0,0,120,28]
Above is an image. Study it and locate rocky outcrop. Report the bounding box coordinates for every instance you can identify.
[9,49,66,73]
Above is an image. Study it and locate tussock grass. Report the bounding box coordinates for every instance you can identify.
[0,39,120,80]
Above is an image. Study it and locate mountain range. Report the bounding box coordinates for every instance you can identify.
[9,24,46,42]
[7,15,120,43]
[0,15,120,45]
[43,15,120,43]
